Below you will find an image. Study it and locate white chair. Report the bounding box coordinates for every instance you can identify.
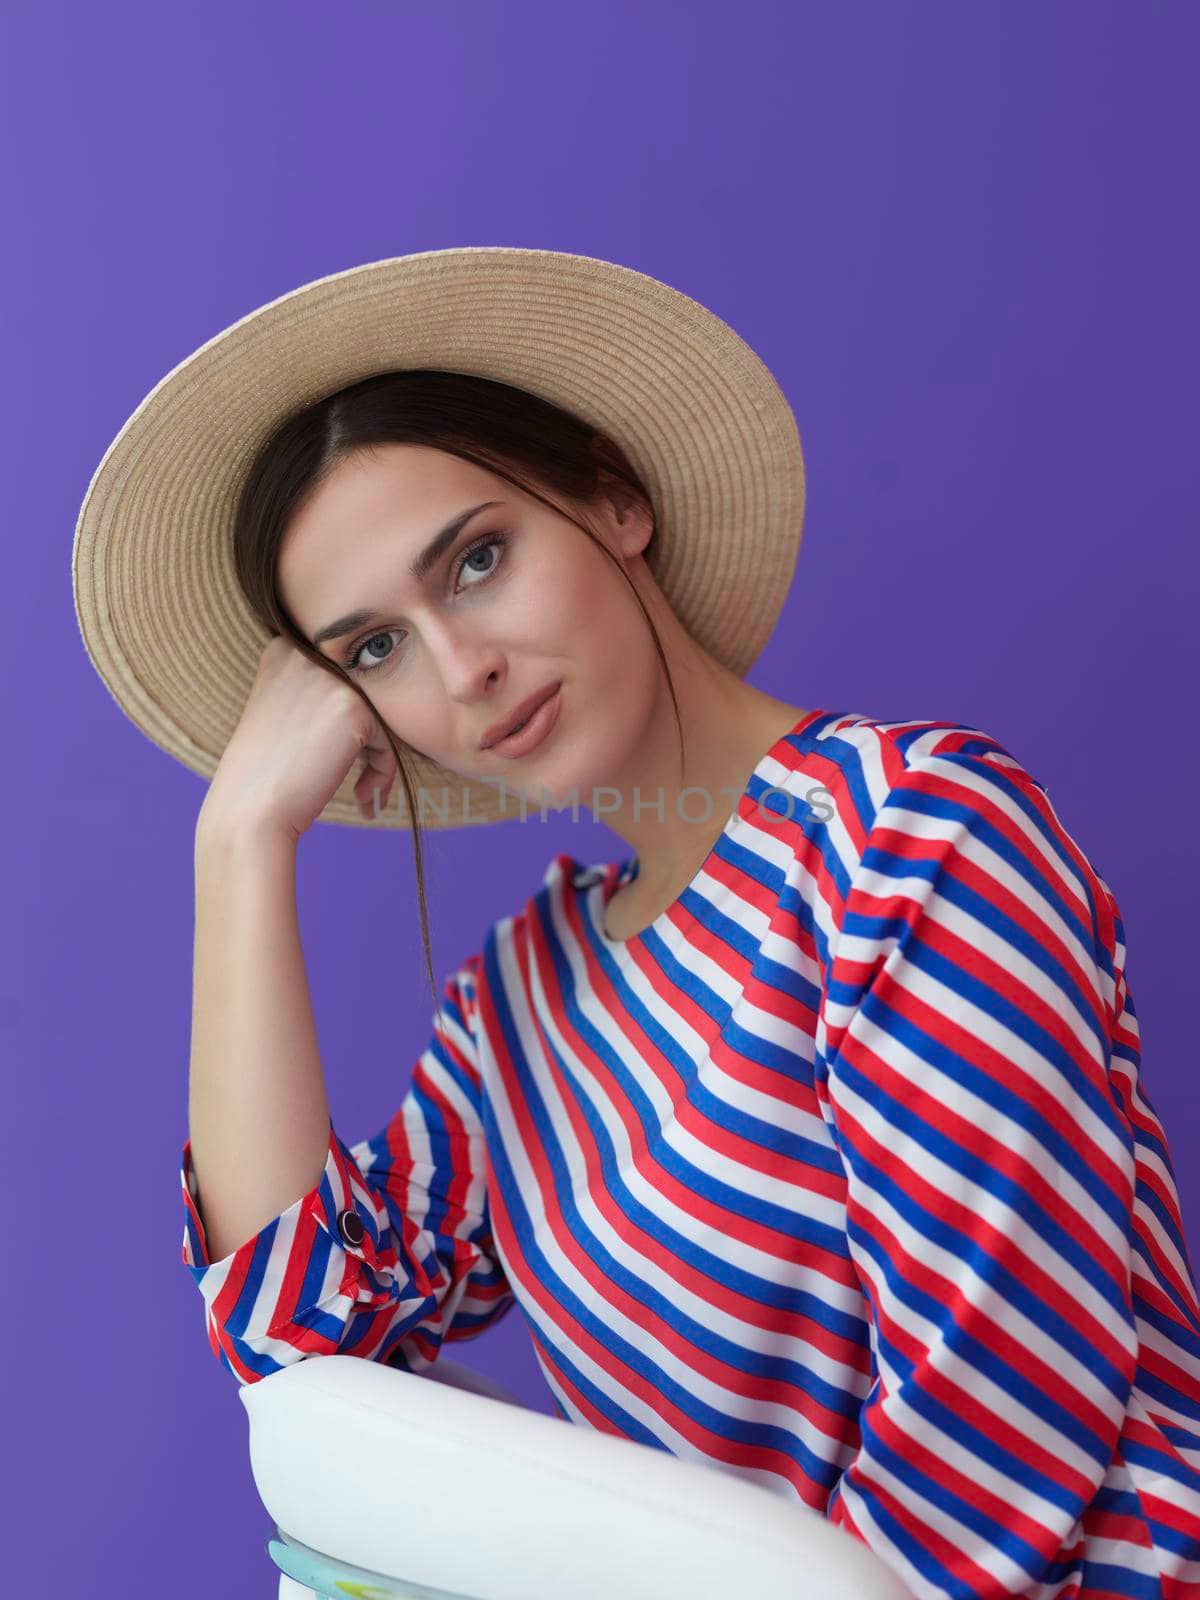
[240,1353,915,1599]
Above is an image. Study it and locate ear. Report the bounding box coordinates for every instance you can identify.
[603,481,656,560]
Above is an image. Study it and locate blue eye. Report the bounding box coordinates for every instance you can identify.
[342,531,510,673]
[344,628,402,673]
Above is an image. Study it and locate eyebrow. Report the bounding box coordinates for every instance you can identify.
[311,500,503,649]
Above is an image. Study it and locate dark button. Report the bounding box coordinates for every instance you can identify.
[336,1207,365,1248]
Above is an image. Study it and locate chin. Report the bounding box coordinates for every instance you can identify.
[541,745,621,814]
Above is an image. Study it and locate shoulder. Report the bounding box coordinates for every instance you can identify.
[779,707,1046,800]
[749,707,1048,861]
[824,713,1121,989]
[766,709,1121,943]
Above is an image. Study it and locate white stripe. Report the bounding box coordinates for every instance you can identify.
[831,1069,1133,1477]
[483,921,874,1474]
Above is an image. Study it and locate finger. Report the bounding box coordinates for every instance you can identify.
[354,751,397,817]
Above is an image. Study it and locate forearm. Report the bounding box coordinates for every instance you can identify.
[186,811,332,1263]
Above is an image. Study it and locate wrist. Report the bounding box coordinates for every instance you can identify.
[195,795,299,861]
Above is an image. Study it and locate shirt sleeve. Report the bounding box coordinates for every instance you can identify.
[816,743,1139,1598]
[179,955,515,1385]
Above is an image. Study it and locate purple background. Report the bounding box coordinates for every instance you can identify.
[4,1,1196,1592]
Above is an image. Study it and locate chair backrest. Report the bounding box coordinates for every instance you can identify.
[241,1354,916,1600]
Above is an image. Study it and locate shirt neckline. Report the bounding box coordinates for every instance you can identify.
[587,707,833,951]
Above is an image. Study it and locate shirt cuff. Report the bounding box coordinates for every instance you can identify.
[180,1121,388,1281]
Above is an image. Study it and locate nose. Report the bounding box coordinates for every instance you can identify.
[426,616,505,705]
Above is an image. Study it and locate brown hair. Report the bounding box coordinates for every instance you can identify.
[230,368,683,1019]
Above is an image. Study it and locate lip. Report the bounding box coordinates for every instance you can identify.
[482,684,562,759]
[479,682,561,751]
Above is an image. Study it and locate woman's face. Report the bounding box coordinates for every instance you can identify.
[276,442,659,806]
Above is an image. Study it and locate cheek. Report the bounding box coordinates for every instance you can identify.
[514,545,594,634]
[524,545,639,648]
[381,705,438,762]
[366,671,444,753]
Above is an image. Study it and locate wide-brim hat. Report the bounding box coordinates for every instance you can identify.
[72,246,806,830]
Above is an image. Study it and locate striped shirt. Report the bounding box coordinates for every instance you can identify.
[181,708,1200,1597]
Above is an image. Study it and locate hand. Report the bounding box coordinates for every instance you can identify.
[197,636,399,841]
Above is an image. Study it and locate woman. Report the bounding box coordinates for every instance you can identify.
[74,248,1200,1597]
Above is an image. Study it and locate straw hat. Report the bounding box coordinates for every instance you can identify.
[71,246,806,830]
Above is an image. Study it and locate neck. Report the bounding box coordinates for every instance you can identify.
[590,581,807,899]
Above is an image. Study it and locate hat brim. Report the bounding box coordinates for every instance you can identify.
[72,246,805,830]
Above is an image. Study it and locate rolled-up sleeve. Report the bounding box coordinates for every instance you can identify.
[817,747,1139,1597]
[180,956,515,1385]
